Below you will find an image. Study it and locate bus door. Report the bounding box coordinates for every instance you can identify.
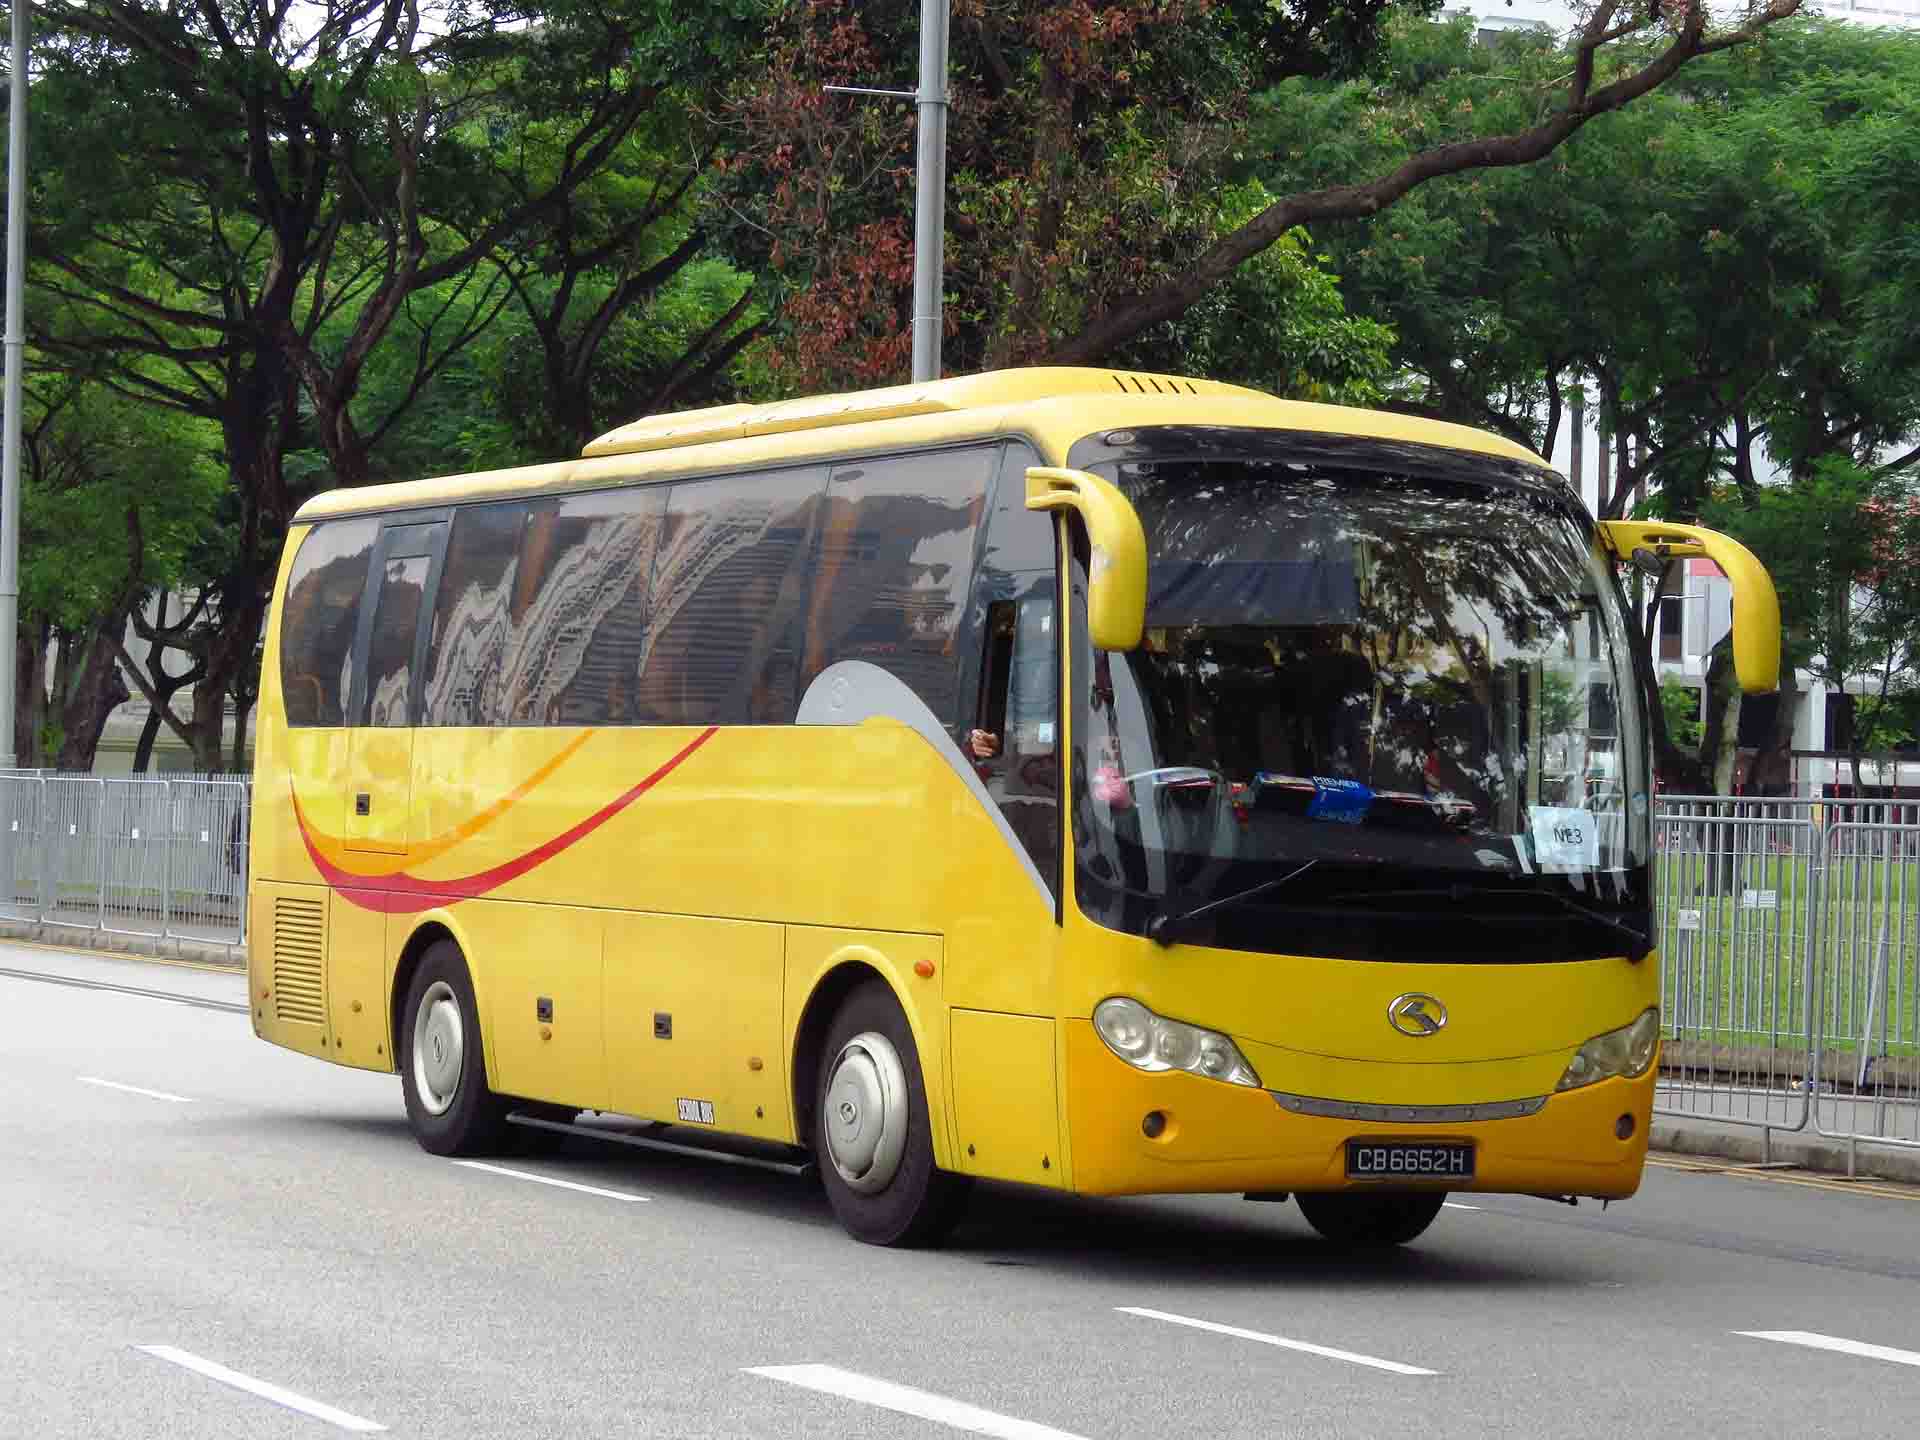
[345,518,448,855]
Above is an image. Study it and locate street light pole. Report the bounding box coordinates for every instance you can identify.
[909,0,949,384]
[825,0,949,384]
[0,0,28,769]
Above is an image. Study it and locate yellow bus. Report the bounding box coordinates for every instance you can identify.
[247,367,1779,1247]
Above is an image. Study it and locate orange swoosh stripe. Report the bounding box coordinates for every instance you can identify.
[297,727,718,913]
[300,729,598,877]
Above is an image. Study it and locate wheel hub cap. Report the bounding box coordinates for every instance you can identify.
[824,1031,908,1194]
[413,981,463,1117]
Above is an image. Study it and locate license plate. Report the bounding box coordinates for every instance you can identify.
[1345,1140,1474,1181]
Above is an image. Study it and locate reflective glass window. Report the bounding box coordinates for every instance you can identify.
[279,518,378,727]
[365,551,431,727]
[639,468,827,724]
[802,448,992,724]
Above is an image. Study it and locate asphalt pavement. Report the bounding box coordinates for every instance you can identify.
[4,940,1919,1439]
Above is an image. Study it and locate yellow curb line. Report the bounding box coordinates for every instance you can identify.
[1648,1154,1920,1202]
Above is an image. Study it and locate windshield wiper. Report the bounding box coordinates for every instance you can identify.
[1147,860,1319,948]
[1326,883,1651,961]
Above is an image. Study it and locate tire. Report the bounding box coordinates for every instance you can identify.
[1295,1189,1447,1248]
[814,981,968,1247]
[398,939,508,1157]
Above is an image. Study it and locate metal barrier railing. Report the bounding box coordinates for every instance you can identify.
[1654,796,1920,1159]
[0,774,248,948]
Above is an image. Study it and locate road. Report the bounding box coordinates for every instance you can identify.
[4,942,1918,1440]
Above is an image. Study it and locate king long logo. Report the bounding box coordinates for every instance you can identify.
[293,726,717,914]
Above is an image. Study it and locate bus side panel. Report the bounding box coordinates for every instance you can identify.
[325,890,393,1073]
[604,913,789,1140]
[466,901,608,1112]
[785,930,950,1168]
[949,1010,1062,1187]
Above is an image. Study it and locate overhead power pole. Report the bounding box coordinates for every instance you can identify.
[825,0,950,383]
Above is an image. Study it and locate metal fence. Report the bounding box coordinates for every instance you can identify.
[1655,795,1920,1163]
[0,773,249,948]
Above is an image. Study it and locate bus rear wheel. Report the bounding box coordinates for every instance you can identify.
[1295,1190,1446,1248]
[815,982,967,1247]
[399,940,508,1157]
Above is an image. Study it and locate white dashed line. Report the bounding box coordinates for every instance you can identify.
[1735,1331,1920,1370]
[1442,1201,1481,1210]
[747,1364,1091,1439]
[79,1076,194,1103]
[1117,1306,1438,1375]
[452,1159,650,1202]
[135,1345,386,1432]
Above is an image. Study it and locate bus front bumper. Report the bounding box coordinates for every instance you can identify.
[1062,1020,1653,1200]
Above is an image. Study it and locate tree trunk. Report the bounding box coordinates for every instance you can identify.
[1745,667,1800,797]
[55,622,133,772]
[131,708,164,774]
[230,690,254,773]
[12,622,45,767]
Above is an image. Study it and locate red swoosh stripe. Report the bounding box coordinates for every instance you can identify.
[299,727,718,915]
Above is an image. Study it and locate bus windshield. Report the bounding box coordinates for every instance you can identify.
[1069,432,1650,963]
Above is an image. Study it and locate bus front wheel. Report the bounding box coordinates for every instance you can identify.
[398,940,508,1156]
[1295,1190,1446,1248]
[815,982,966,1247]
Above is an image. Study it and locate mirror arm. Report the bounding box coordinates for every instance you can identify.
[1025,466,1148,651]
[1597,520,1781,693]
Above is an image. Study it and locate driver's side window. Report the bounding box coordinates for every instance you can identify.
[974,588,1059,891]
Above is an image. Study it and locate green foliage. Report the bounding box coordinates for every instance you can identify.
[1704,455,1920,754]
[716,0,1419,390]
[1661,676,1704,756]
[20,378,224,632]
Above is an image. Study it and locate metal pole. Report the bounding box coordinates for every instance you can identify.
[0,0,28,768]
[910,0,949,383]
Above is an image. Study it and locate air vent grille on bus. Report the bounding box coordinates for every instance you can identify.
[1108,372,1201,395]
[272,895,326,1026]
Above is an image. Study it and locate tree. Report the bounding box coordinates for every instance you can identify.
[720,0,1804,387]
[14,373,223,769]
[21,1,770,766]
[1707,459,1920,795]
[1257,17,1920,792]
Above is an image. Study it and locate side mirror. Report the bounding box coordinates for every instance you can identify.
[1598,520,1781,693]
[1025,466,1147,651]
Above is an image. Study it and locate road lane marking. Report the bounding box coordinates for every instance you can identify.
[1735,1331,1920,1369]
[134,1345,386,1432]
[452,1159,650,1203]
[1442,1201,1481,1210]
[79,1076,194,1103]
[1116,1306,1437,1376]
[746,1364,1090,1440]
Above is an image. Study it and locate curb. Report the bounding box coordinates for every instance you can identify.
[1650,1120,1920,1185]
[0,919,245,971]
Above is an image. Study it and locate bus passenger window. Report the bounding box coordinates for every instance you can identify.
[422,501,522,726]
[365,554,430,726]
[974,592,1059,889]
[279,518,378,726]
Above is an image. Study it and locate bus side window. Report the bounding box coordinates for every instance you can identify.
[280,517,378,727]
[975,590,1059,891]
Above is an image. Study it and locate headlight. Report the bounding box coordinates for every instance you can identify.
[1093,997,1262,1088]
[1556,1007,1661,1092]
